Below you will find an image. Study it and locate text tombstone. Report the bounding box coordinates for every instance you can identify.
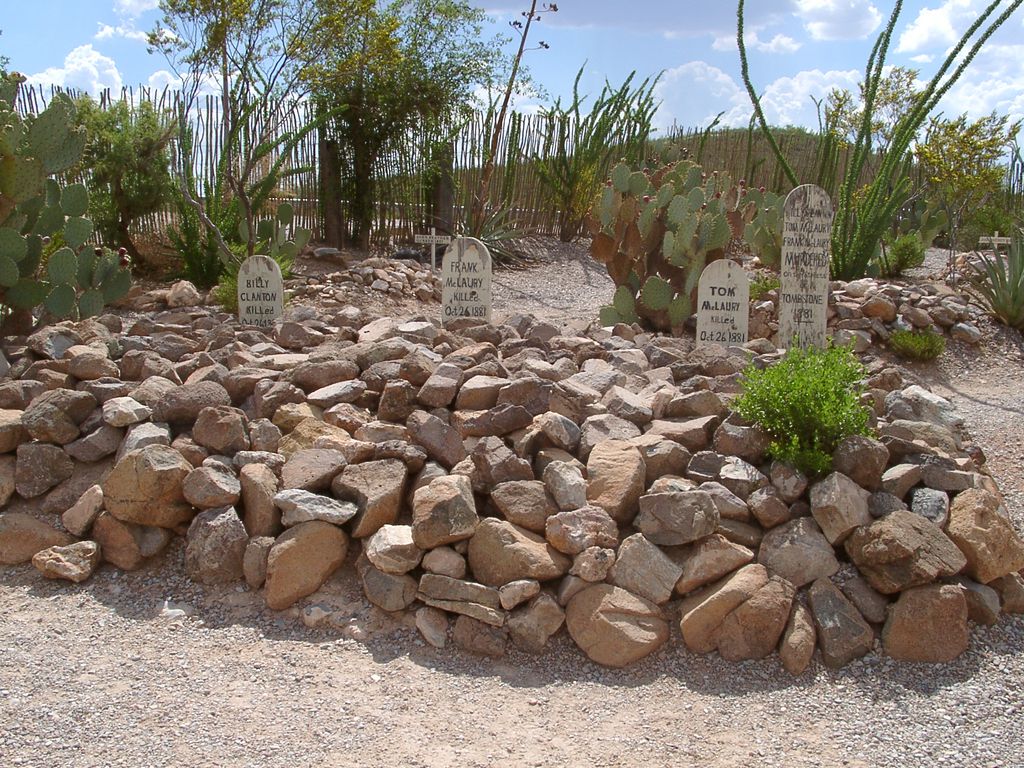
[779,184,833,349]
[237,255,284,328]
[441,236,492,324]
[696,259,749,347]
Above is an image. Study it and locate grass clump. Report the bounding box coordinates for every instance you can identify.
[888,328,946,360]
[733,344,872,476]
[876,232,926,277]
[749,274,780,302]
[968,232,1024,329]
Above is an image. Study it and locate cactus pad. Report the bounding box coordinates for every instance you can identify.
[0,254,19,288]
[63,217,94,250]
[44,283,77,318]
[78,288,105,319]
[60,183,89,217]
[47,247,78,284]
[0,228,26,263]
[640,275,673,311]
[276,202,295,227]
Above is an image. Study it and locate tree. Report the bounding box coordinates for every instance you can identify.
[826,66,921,156]
[73,97,175,259]
[917,111,1020,253]
[300,0,502,250]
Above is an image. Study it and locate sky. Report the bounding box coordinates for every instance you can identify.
[2,0,1023,135]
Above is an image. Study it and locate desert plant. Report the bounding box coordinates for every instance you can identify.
[742,187,784,269]
[876,232,926,277]
[589,159,757,332]
[749,273,779,302]
[0,72,131,327]
[239,201,310,273]
[967,231,1024,329]
[888,328,946,360]
[733,343,872,476]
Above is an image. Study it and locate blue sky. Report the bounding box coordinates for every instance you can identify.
[3,0,1023,134]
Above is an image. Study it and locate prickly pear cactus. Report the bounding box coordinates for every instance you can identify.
[0,71,132,326]
[589,159,754,333]
[743,187,785,269]
[239,201,311,264]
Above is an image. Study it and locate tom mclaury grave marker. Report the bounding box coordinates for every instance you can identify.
[779,184,833,349]
[237,255,284,328]
[696,259,749,347]
[441,236,492,323]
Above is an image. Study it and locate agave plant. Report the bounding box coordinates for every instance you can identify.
[968,231,1024,329]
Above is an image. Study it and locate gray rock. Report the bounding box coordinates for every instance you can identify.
[184,507,248,584]
[274,488,358,527]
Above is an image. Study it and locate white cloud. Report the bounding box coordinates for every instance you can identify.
[114,0,160,18]
[910,54,935,64]
[96,22,149,43]
[759,68,861,126]
[27,45,123,93]
[895,0,987,53]
[938,43,1024,124]
[654,61,751,131]
[712,30,801,54]
[795,0,883,40]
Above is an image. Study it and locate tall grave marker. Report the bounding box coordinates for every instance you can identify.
[441,236,492,324]
[237,255,284,328]
[696,259,749,347]
[779,184,832,349]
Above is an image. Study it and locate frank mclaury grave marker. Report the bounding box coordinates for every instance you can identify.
[237,255,284,328]
[779,184,833,349]
[696,259,749,347]
[441,236,492,323]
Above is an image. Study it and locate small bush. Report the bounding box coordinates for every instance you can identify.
[876,232,926,277]
[733,344,872,476]
[888,328,946,360]
[969,232,1024,329]
[749,274,780,302]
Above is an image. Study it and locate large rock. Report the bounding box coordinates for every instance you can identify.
[946,489,1024,584]
[331,458,407,538]
[91,513,172,570]
[544,506,618,555]
[680,564,769,653]
[411,474,479,549]
[674,534,755,595]
[565,584,669,667]
[21,388,96,445]
[490,480,557,533]
[882,584,969,663]
[264,520,349,610]
[585,440,645,523]
[192,405,250,455]
[832,435,889,490]
[364,524,422,574]
[15,442,74,498]
[182,465,241,509]
[716,575,796,661]
[32,540,101,583]
[184,507,248,584]
[809,471,872,544]
[102,444,194,528]
[0,409,28,453]
[358,557,418,612]
[151,381,231,425]
[607,533,682,605]
[470,436,533,488]
[844,509,966,594]
[406,410,466,469]
[507,592,565,653]
[779,602,816,676]
[757,517,839,588]
[274,488,358,527]
[807,577,875,668]
[635,490,719,546]
[280,449,347,492]
[467,518,570,587]
[0,513,74,564]
[239,463,281,537]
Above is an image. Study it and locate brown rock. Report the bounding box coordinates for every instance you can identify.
[192,406,250,455]
[264,520,349,610]
[832,435,889,490]
[0,512,74,564]
[674,534,755,595]
[32,540,101,583]
[406,410,466,469]
[15,442,74,498]
[607,533,682,605]
[844,510,966,594]
[0,409,28,453]
[507,592,566,653]
[635,490,719,546]
[239,463,281,537]
[946,489,1024,584]
[747,486,791,529]
[91,512,171,570]
[357,556,418,612]
[565,584,669,667]
[807,577,874,668]
[779,602,816,676]
[411,474,479,550]
[184,507,248,584]
[585,440,645,524]
[281,449,347,492]
[680,564,769,653]
[990,572,1024,613]
[151,381,231,425]
[243,536,274,589]
[544,506,618,555]
[62,484,104,537]
[467,518,571,587]
[470,436,533,488]
[882,584,969,663]
[716,575,796,661]
[452,614,507,657]
[809,471,872,544]
[332,458,407,538]
[758,517,839,588]
[102,444,194,528]
[182,465,241,509]
[490,480,557,533]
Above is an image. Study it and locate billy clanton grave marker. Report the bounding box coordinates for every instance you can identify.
[237,255,284,328]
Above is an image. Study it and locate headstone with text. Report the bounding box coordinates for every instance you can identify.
[696,259,749,347]
[237,255,284,328]
[779,184,833,349]
[414,227,452,270]
[441,236,492,324]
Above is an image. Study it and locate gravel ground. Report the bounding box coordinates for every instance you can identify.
[2,243,1024,768]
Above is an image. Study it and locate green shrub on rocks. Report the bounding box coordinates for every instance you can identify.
[888,328,946,360]
[734,344,872,476]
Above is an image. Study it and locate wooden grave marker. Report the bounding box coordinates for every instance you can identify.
[696,259,749,347]
[441,236,492,324]
[779,184,833,349]
[414,227,452,270]
[237,255,284,328]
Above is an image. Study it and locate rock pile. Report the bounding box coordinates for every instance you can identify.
[1,305,1023,672]
[751,276,987,348]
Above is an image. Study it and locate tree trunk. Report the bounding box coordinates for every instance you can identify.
[430,140,455,234]
[319,131,344,248]
[350,112,374,252]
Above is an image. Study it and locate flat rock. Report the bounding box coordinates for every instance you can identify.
[674,534,754,595]
[757,517,839,588]
[807,577,875,669]
[32,540,101,583]
[490,480,557,533]
[0,512,74,565]
[264,520,349,610]
[102,444,194,528]
[467,518,570,587]
[274,488,358,527]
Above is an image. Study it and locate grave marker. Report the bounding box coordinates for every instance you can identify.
[441,236,492,324]
[414,227,452,270]
[696,259,749,347]
[237,255,284,328]
[779,184,833,349]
